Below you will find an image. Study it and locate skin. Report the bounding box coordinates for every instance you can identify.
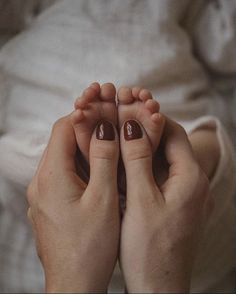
[27,115,120,293]
[119,117,212,293]
[27,84,218,293]
[72,82,219,192]
[188,128,220,180]
[72,83,165,192]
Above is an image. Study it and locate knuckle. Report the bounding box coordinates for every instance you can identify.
[52,117,67,133]
[125,145,152,162]
[93,144,118,160]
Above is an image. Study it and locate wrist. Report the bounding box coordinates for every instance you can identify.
[124,238,193,294]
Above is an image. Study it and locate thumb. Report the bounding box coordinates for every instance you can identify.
[89,120,119,191]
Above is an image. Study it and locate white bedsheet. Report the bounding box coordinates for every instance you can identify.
[0,0,236,292]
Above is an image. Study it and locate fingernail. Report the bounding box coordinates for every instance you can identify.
[124,120,143,140]
[96,120,115,140]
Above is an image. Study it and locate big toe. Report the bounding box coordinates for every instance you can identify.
[100,83,116,102]
[89,120,119,190]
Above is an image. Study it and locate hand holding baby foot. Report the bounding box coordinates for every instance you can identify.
[27,114,120,293]
[120,117,212,293]
[27,83,213,293]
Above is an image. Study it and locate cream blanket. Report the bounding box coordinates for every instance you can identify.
[0,0,236,293]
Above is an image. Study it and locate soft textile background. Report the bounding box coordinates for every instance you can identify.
[0,0,236,293]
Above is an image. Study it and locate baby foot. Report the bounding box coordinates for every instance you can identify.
[71,82,117,161]
[117,86,165,196]
[117,86,165,152]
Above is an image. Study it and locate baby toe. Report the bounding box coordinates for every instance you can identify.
[117,86,134,104]
[145,99,160,113]
[75,87,98,109]
[100,83,116,102]
[132,86,142,99]
[70,109,85,125]
[139,89,152,102]
[89,82,101,94]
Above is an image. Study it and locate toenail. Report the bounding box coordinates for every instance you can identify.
[96,120,115,141]
[124,120,143,141]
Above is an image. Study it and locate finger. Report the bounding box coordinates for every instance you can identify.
[88,120,119,190]
[27,145,48,204]
[162,116,196,171]
[34,145,48,178]
[45,114,77,172]
[120,119,162,202]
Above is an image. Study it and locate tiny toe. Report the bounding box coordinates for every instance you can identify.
[117,87,134,104]
[83,87,98,101]
[149,113,165,152]
[151,112,162,124]
[132,86,142,98]
[70,109,85,125]
[100,83,116,102]
[89,82,100,94]
[74,87,98,109]
[74,96,87,109]
[74,97,80,109]
[139,89,152,102]
[145,99,160,113]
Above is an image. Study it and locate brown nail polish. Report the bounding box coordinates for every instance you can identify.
[96,120,115,140]
[124,120,143,140]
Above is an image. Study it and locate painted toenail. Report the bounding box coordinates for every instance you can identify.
[124,120,143,141]
[96,120,115,141]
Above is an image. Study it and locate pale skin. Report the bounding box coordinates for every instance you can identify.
[27,115,120,293]
[27,82,219,293]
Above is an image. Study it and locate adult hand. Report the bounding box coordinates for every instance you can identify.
[120,117,213,293]
[27,115,120,293]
